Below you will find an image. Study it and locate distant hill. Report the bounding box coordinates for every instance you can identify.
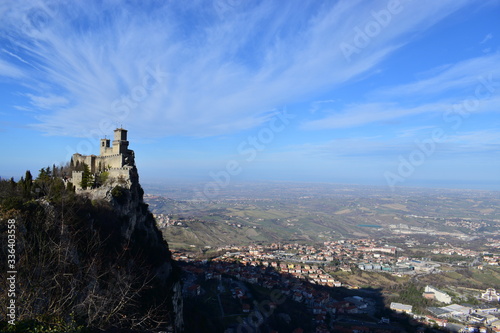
[143,183,500,250]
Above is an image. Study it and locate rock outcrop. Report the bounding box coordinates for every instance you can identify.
[80,164,184,332]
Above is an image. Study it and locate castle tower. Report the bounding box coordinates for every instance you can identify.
[100,138,111,156]
[113,128,129,155]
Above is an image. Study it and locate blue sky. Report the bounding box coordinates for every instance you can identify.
[0,0,499,191]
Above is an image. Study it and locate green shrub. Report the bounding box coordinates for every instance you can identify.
[111,186,127,204]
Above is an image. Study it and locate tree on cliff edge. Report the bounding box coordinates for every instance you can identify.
[80,163,93,190]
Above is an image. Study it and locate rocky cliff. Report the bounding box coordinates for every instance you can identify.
[0,164,183,332]
[79,165,184,332]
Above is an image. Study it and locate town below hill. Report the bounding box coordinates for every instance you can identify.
[143,182,500,332]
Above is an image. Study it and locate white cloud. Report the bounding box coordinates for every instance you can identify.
[304,95,500,130]
[373,53,500,98]
[302,102,442,130]
[26,94,69,109]
[0,58,25,78]
[303,52,500,131]
[308,100,338,114]
[0,0,475,138]
[395,126,437,138]
[480,33,493,44]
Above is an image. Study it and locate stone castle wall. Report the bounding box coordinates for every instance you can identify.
[71,128,135,190]
[108,167,136,187]
[72,171,83,188]
[72,153,126,173]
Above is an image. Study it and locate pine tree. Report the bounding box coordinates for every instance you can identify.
[20,170,33,198]
[25,170,33,183]
[37,167,51,182]
[80,163,93,190]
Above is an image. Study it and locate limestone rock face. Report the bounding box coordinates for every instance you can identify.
[83,165,184,332]
[84,167,154,242]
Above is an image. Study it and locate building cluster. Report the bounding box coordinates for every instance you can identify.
[173,237,499,274]
[390,297,500,332]
[180,260,384,332]
[485,239,500,249]
[390,301,450,329]
[482,253,500,266]
[357,262,414,273]
[178,256,500,332]
[178,248,343,288]
[430,247,480,257]
[428,303,500,331]
[443,219,491,232]
[259,239,393,262]
[388,223,473,240]
[398,216,492,233]
[172,236,500,333]
[173,238,458,281]
[425,243,500,265]
[193,239,403,268]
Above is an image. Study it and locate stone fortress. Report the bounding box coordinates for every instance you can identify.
[71,128,136,190]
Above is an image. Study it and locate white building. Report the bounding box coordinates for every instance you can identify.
[481,288,500,302]
[424,285,452,304]
[441,304,472,317]
[390,302,413,314]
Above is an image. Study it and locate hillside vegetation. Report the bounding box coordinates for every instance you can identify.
[0,169,180,332]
